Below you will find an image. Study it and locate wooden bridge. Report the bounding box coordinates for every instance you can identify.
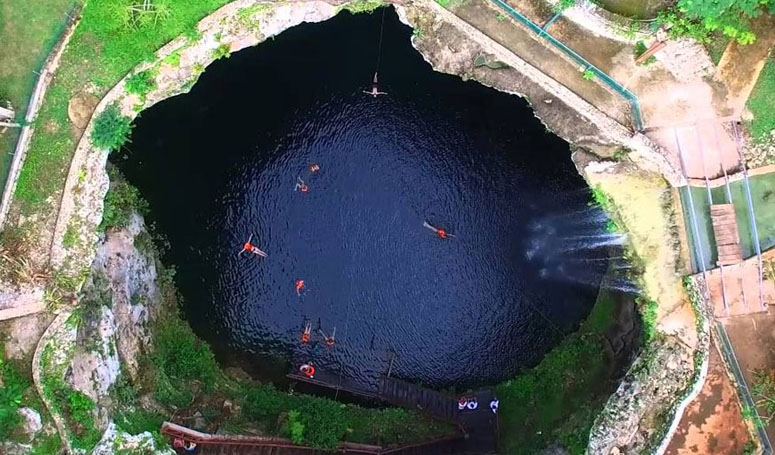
[710,204,743,266]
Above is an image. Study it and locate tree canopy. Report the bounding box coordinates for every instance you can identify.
[667,0,775,44]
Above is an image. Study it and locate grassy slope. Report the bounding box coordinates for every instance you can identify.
[14,0,231,212]
[496,289,619,455]
[0,0,73,193]
[747,53,775,143]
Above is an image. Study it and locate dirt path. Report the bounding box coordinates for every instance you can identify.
[716,14,775,118]
[664,341,751,455]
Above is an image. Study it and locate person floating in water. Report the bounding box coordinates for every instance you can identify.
[295,279,305,296]
[300,321,312,344]
[363,72,387,98]
[423,221,453,239]
[238,234,267,257]
[294,176,309,193]
[319,327,336,348]
[299,363,315,379]
[309,163,320,173]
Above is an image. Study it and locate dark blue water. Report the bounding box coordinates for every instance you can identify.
[113,8,611,390]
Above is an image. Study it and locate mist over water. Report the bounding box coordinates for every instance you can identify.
[113,8,626,389]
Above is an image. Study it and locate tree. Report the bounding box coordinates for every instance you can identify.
[665,0,775,44]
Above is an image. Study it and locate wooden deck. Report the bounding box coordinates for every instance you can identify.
[161,422,468,455]
[710,204,743,266]
[378,376,457,422]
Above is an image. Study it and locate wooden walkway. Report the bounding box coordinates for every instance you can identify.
[378,376,457,421]
[288,368,498,454]
[710,204,743,266]
[161,422,467,455]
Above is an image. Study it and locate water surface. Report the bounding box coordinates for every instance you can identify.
[114,8,610,389]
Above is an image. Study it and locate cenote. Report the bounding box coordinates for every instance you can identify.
[113,7,625,391]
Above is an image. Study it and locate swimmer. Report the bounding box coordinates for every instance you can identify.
[294,176,309,193]
[300,321,312,344]
[423,221,454,239]
[299,362,315,379]
[363,73,387,98]
[295,279,305,296]
[318,327,336,347]
[309,163,320,173]
[238,234,268,257]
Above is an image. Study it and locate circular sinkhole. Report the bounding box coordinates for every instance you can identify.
[113,7,625,390]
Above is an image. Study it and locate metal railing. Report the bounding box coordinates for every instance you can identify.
[716,322,774,454]
[488,0,645,131]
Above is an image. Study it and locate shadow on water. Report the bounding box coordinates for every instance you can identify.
[113,7,632,391]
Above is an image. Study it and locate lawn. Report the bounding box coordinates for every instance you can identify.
[13,0,234,213]
[747,53,775,143]
[0,0,75,194]
[495,289,620,455]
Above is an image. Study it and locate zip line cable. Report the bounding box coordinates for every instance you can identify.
[374,7,386,77]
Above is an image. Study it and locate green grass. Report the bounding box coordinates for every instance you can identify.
[495,288,618,455]
[0,0,75,194]
[14,0,233,212]
[747,54,775,143]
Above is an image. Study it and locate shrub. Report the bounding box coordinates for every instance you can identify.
[582,68,596,81]
[67,390,96,427]
[295,399,348,449]
[633,41,657,65]
[125,70,156,98]
[0,358,24,440]
[288,410,304,444]
[91,104,133,151]
[100,169,149,231]
[151,317,218,388]
[212,43,231,60]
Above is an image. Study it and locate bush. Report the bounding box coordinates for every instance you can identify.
[67,390,96,427]
[100,169,149,231]
[582,68,596,81]
[151,317,219,388]
[125,70,156,98]
[0,361,24,440]
[90,104,133,151]
[287,410,304,444]
[212,43,230,60]
[633,41,657,65]
[295,399,348,449]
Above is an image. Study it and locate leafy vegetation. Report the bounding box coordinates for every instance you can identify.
[0,350,25,440]
[340,0,385,14]
[496,289,619,454]
[582,68,596,81]
[212,43,231,60]
[125,69,157,98]
[752,369,775,424]
[657,0,772,44]
[100,168,150,232]
[90,103,133,151]
[633,41,656,66]
[637,297,658,344]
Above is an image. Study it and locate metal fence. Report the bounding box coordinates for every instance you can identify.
[715,322,774,454]
[488,0,645,131]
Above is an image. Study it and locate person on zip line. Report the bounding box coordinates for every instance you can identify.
[364,72,387,98]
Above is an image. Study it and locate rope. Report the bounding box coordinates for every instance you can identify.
[374,7,386,76]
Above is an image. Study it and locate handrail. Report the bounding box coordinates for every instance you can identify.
[715,323,774,454]
[487,0,645,131]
